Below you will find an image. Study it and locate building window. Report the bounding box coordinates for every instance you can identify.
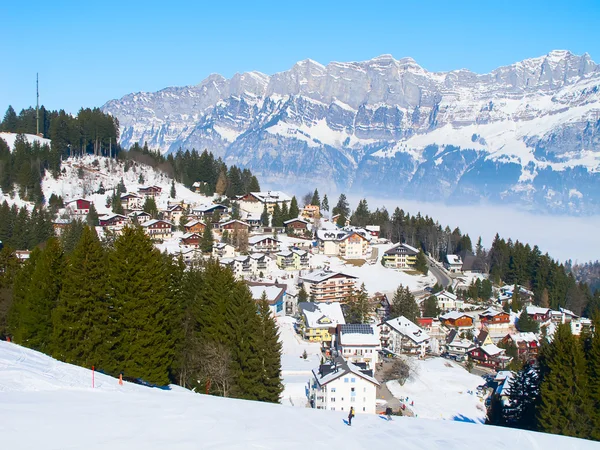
[331,388,336,393]
[351,378,356,383]
[330,397,335,402]
[344,378,349,383]
[331,407,335,411]
[363,387,367,392]
[363,407,366,412]
[350,397,355,402]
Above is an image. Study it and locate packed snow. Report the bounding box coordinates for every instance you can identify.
[387,357,487,422]
[1,340,595,449]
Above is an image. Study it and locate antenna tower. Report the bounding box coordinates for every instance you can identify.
[36,73,39,135]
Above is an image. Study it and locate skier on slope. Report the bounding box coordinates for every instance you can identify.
[348,406,355,426]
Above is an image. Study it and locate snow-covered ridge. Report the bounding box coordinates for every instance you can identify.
[1,340,595,449]
[0,132,51,150]
[102,50,600,214]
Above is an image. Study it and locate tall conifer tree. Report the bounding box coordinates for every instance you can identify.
[52,226,108,368]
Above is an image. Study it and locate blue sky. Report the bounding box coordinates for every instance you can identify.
[1,0,599,115]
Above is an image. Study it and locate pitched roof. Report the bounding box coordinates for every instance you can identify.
[299,302,345,328]
[480,344,505,357]
[141,219,174,228]
[435,291,458,301]
[383,243,419,256]
[440,311,473,321]
[221,219,250,227]
[284,218,309,225]
[312,357,379,387]
[247,191,292,203]
[300,270,357,283]
[338,324,380,346]
[526,306,550,315]
[479,307,506,318]
[445,254,463,265]
[248,235,281,245]
[385,316,430,344]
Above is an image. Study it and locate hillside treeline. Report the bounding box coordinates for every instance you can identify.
[0,225,283,402]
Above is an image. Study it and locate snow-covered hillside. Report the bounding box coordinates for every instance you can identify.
[102,50,600,214]
[42,155,211,216]
[0,132,51,150]
[0,340,595,449]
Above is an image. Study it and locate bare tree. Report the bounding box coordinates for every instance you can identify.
[382,357,418,386]
[199,341,234,398]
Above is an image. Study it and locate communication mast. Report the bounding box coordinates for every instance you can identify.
[36,73,39,136]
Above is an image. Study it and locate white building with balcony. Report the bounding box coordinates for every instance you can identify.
[336,324,380,369]
[309,357,379,414]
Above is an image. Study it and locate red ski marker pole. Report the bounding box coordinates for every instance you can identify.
[92,366,95,388]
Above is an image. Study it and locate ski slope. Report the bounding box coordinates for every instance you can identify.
[0,341,596,449]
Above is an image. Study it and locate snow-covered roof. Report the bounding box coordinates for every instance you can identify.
[312,357,379,387]
[248,235,280,244]
[193,204,227,213]
[249,253,267,260]
[445,254,463,265]
[181,233,201,240]
[385,316,430,344]
[141,219,174,227]
[440,311,473,321]
[316,229,350,241]
[249,285,284,302]
[526,306,550,315]
[447,339,475,350]
[338,324,380,346]
[435,290,458,301]
[242,212,262,221]
[301,270,357,283]
[299,302,345,329]
[560,307,579,318]
[99,213,127,221]
[506,332,539,344]
[479,307,506,318]
[365,225,380,232]
[247,191,292,203]
[185,219,205,227]
[221,219,250,227]
[129,211,150,217]
[480,344,505,357]
[213,242,234,250]
[384,243,419,256]
[284,218,309,225]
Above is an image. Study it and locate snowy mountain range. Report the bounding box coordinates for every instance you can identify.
[102,50,600,214]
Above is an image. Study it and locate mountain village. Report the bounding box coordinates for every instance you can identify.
[5,149,590,423]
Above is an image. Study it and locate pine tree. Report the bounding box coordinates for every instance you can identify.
[260,204,270,227]
[344,284,372,324]
[537,323,594,438]
[215,170,228,195]
[516,309,539,333]
[107,226,177,385]
[310,189,320,207]
[170,180,176,198]
[587,315,600,440]
[52,226,109,368]
[86,203,99,227]
[200,223,214,253]
[321,194,329,212]
[297,285,308,303]
[504,363,540,431]
[335,214,346,228]
[289,196,300,219]
[332,193,350,217]
[511,284,522,312]
[423,295,440,318]
[272,203,282,227]
[1,106,18,132]
[390,285,420,323]
[247,176,260,193]
[415,251,428,275]
[143,197,158,218]
[256,295,283,403]
[9,239,63,351]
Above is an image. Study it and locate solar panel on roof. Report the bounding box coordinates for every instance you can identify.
[341,324,373,334]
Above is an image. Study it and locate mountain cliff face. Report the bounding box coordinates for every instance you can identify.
[102,50,600,214]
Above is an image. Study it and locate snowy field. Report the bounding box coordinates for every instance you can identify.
[0,341,594,450]
[387,357,487,423]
